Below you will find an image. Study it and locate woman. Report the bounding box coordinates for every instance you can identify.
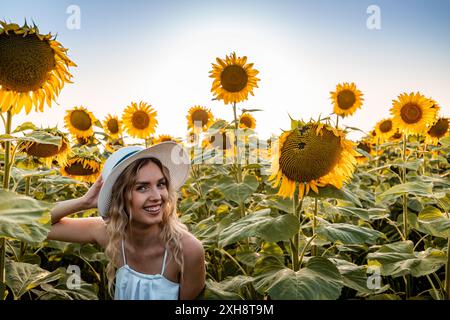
[48,142,205,300]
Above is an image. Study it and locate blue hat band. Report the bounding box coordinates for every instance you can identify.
[112,150,140,169]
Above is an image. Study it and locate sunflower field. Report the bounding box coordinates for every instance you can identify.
[1,21,449,301]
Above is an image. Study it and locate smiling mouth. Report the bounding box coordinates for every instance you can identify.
[143,205,162,214]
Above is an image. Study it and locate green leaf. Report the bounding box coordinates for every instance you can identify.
[218,209,299,247]
[367,241,447,278]
[198,279,244,300]
[413,206,450,238]
[317,223,385,245]
[310,185,362,207]
[218,175,259,204]
[330,258,389,295]
[5,260,61,299]
[12,122,38,133]
[333,206,389,221]
[254,257,343,300]
[376,181,433,203]
[36,267,99,300]
[0,190,52,244]
[0,130,61,146]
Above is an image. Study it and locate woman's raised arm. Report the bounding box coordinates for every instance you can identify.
[47,176,107,246]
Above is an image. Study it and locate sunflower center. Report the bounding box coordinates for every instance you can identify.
[357,142,371,154]
[240,116,253,128]
[400,103,423,124]
[107,119,119,134]
[0,33,56,92]
[379,120,393,133]
[132,111,150,129]
[221,65,248,93]
[279,126,342,182]
[192,110,209,127]
[65,161,97,176]
[391,131,402,140]
[337,90,356,110]
[70,110,92,131]
[428,118,449,138]
[25,142,60,158]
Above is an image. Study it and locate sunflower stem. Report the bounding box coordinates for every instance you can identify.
[311,198,318,256]
[335,114,339,129]
[422,143,428,176]
[292,193,299,271]
[401,133,411,299]
[446,237,450,300]
[0,109,13,301]
[232,102,245,219]
[401,134,408,240]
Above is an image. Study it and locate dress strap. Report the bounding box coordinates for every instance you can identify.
[161,249,168,275]
[121,238,127,265]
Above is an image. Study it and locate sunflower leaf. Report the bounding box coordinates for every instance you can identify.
[253,257,343,299]
[0,190,52,244]
[316,223,385,245]
[376,181,433,203]
[218,209,299,247]
[367,241,447,278]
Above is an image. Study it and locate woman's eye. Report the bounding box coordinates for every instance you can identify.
[157,182,166,188]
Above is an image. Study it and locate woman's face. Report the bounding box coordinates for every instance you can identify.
[129,161,169,226]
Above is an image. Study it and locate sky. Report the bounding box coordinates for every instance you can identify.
[1,0,449,142]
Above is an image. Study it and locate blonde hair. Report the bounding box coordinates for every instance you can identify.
[103,157,188,297]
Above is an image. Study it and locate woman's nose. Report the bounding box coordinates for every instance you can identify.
[147,186,162,200]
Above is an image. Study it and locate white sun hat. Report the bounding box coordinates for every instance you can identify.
[97,141,190,217]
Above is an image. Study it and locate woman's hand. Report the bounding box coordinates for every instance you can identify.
[80,175,103,210]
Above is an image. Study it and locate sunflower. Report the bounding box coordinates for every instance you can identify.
[153,134,179,144]
[60,147,102,183]
[390,92,437,135]
[73,135,99,147]
[374,118,396,143]
[18,128,71,168]
[186,106,214,130]
[122,101,157,139]
[102,114,122,139]
[269,121,358,199]
[105,138,125,153]
[239,113,256,129]
[64,106,96,138]
[389,129,403,142]
[330,82,364,117]
[355,140,374,164]
[425,118,449,145]
[210,52,260,105]
[0,21,76,114]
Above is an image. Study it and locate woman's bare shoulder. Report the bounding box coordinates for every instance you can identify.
[180,231,204,257]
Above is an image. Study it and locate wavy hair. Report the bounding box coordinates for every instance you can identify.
[103,157,188,297]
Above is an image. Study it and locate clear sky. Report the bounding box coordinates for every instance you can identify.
[1,0,449,142]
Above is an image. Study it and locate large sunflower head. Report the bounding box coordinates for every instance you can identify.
[239,112,256,129]
[122,101,158,139]
[186,105,214,130]
[374,118,396,143]
[102,114,122,139]
[0,21,76,114]
[390,92,437,135]
[64,106,96,138]
[269,120,358,199]
[425,118,449,145]
[19,128,71,168]
[60,147,103,183]
[330,82,364,117]
[210,52,260,105]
